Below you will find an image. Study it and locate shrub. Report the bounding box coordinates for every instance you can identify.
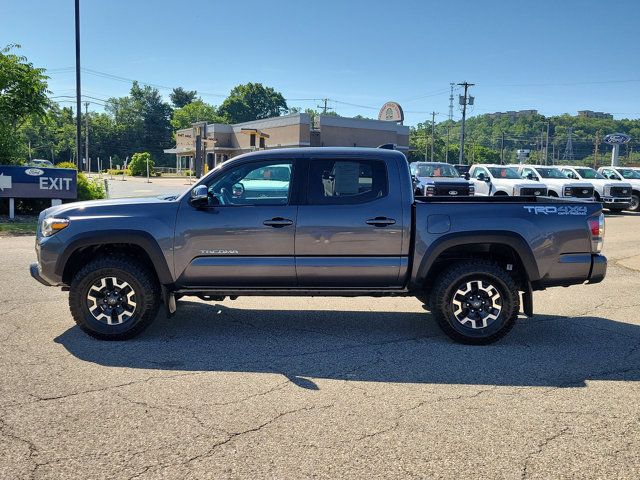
[129,152,154,176]
[77,173,106,201]
[106,169,130,176]
[55,161,78,170]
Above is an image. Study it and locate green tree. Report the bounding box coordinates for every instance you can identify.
[218,83,287,123]
[170,87,197,108]
[171,100,227,130]
[106,81,173,160]
[128,151,154,176]
[0,44,49,164]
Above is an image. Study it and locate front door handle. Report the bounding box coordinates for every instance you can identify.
[365,217,396,227]
[263,217,294,228]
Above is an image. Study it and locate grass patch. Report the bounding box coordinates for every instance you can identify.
[0,216,38,236]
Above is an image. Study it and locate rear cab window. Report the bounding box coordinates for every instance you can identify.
[307,159,388,205]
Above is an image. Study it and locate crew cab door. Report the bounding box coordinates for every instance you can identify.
[471,166,491,196]
[294,156,406,287]
[174,159,299,287]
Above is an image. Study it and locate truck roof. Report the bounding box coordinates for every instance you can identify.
[234,146,407,161]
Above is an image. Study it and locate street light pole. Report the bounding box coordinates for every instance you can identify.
[74,0,82,168]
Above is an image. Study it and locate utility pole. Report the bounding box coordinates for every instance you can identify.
[74,0,82,169]
[500,131,505,164]
[84,101,89,172]
[457,81,474,164]
[430,111,438,162]
[446,83,454,164]
[316,98,333,115]
[544,121,550,165]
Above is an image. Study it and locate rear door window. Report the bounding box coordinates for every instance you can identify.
[307,159,388,205]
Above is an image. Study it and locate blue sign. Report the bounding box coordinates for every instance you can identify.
[603,133,631,145]
[0,166,77,199]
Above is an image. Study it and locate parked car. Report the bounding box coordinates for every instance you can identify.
[27,159,54,168]
[597,166,640,212]
[516,165,595,199]
[409,161,474,197]
[558,165,632,212]
[469,164,548,197]
[31,147,606,345]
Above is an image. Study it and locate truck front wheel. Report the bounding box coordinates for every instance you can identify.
[69,256,160,340]
[429,260,520,345]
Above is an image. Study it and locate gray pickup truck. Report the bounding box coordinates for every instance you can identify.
[31,147,607,344]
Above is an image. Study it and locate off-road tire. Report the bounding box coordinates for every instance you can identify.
[429,260,520,345]
[628,193,640,213]
[69,256,160,340]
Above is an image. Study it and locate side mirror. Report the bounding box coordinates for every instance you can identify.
[477,173,485,181]
[189,185,209,208]
[464,173,471,181]
[526,173,535,181]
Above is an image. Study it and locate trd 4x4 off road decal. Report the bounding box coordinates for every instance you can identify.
[523,205,588,215]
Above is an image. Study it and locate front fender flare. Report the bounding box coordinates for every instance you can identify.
[55,230,173,284]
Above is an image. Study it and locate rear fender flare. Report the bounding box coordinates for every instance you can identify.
[414,231,540,286]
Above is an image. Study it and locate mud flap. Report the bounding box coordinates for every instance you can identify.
[161,285,177,317]
[521,282,534,317]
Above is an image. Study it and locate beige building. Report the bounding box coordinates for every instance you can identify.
[165,113,409,174]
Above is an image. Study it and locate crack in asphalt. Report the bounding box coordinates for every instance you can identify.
[521,426,571,479]
[124,403,335,479]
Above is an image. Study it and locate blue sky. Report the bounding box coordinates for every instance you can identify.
[2,0,640,126]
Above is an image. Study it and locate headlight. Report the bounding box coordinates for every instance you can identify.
[42,217,69,237]
[513,187,518,196]
[563,186,573,197]
[468,184,475,196]
[425,185,436,196]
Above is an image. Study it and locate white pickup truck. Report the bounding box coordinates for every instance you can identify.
[469,164,548,197]
[558,165,632,212]
[597,166,640,212]
[516,165,594,200]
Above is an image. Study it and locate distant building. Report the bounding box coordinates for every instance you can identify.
[486,110,538,120]
[165,113,410,174]
[577,110,613,119]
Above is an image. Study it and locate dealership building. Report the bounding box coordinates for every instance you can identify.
[164,109,410,175]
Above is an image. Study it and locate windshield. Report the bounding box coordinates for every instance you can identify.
[414,163,459,178]
[618,168,640,179]
[487,167,520,179]
[574,168,604,179]
[534,167,567,179]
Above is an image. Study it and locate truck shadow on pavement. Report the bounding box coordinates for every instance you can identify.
[55,301,640,389]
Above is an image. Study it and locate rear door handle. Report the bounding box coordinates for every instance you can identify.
[263,217,294,228]
[365,217,396,227]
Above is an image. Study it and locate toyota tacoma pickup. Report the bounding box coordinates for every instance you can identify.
[31,147,607,345]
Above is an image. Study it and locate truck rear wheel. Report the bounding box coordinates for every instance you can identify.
[69,256,160,340]
[429,260,520,345]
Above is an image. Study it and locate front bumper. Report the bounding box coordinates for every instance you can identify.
[30,262,54,286]
[603,197,631,209]
[587,254,607,284]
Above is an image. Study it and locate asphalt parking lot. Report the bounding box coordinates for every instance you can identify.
[1,213,639,479]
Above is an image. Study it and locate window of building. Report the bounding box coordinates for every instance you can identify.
[307,159,387,205]
[259,136,266,149]
[250,134,256,147]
